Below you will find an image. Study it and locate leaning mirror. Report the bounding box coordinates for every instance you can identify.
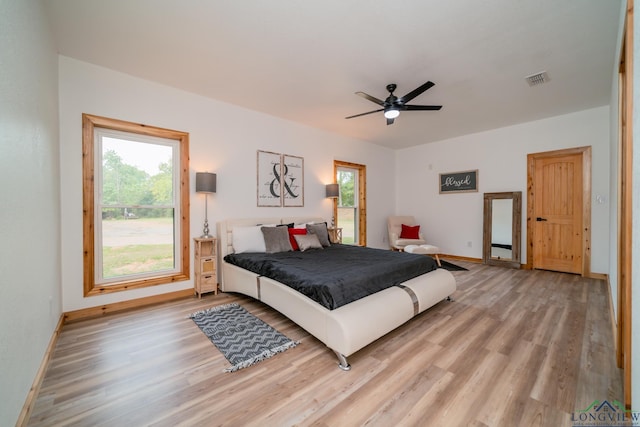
[482,191,522,268]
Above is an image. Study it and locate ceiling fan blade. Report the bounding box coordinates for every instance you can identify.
[403,104,442,111]
[345,108,384,119]
[398,81,435,104]
[386,117,395,125]
[355,91,385,106]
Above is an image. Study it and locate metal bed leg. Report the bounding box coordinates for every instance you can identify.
[334,351,351,371]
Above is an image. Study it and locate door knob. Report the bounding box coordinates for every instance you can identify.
[536,217,548,222]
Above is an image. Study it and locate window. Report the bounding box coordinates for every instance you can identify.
[82,114,190,296]
[333,160,366,246]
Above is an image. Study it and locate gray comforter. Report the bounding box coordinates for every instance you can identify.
[224,244,437,310]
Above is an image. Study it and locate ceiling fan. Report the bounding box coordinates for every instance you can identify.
[345,81,442,125]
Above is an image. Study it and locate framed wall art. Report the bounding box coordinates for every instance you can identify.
[282,154,304,207]
[256,150,305,207]
[439,169,478,194]
[257,150,282,207]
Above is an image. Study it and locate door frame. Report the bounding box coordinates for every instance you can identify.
[333,160,367,246]
[525,146,592,276]
[617,0,633,409]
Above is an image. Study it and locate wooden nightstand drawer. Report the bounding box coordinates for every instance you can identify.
[200,274,217,293]
[200,257,216,274]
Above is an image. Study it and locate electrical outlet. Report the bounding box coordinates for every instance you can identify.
[467,241,472,248]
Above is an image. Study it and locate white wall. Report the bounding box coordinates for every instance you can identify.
[607,0,626,340]
[0,1,61,424]
[395,106,611,274]
[59,56,395,312]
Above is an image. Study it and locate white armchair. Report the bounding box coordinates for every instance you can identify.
[387,216,426,251]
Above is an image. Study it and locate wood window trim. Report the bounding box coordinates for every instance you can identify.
[82,114,190,296]
[332,160,366,246]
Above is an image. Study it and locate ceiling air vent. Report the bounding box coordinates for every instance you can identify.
[525,71,550,87]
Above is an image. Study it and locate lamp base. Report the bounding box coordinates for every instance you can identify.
[201,219,211,239]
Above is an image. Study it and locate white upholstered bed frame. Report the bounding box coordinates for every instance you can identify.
[216,217,456,370]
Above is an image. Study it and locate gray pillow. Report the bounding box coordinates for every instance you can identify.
[294,233,323,251]
[306,223,331,247]
[261,226,292,253]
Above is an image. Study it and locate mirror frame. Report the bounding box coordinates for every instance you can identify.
[483,191,522,269]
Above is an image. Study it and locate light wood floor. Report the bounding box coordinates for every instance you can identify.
[28,262,622,426]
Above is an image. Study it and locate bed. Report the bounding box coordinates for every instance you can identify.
[216,217,456,370]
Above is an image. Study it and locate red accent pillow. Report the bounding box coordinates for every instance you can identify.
[400,224,420,239]
[288,228,307,250]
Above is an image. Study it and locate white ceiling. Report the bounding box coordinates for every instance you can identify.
[45,0,623,149]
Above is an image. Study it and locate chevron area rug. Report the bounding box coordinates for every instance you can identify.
[189,303,299,372]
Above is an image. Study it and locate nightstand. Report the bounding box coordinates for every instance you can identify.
[327,227,343,244]
[194,237,217,298]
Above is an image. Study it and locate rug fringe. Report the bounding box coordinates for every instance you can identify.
[224,340,300,373]
[187,302,239,319]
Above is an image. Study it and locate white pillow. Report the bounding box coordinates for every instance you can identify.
[233,225,267,253]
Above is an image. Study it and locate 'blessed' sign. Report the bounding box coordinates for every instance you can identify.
[439,170,478,193]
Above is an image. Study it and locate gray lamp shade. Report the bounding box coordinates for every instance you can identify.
[196,172,216,193]
[325,183,339,198]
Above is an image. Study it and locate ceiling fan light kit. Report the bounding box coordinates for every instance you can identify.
[384,109,400,119]
[345,81,442,125]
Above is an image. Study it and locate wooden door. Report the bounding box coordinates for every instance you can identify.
[527,147,591,275]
